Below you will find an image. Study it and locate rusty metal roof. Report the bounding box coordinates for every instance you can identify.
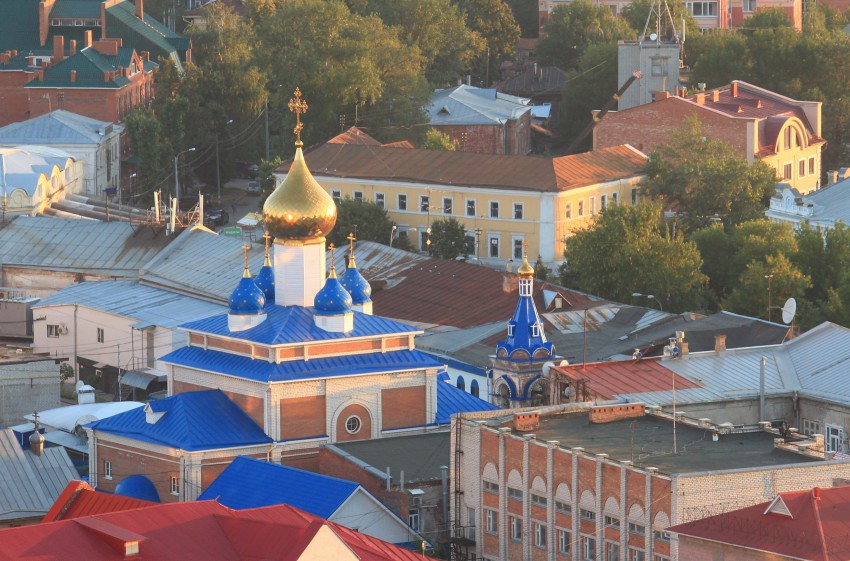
[551,357,701,400]
[287,144,646,193]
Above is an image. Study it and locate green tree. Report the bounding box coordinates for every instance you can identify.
[558,41,618,150]
[689,32,750,88]
[642,117,776,229]
[536,0,635,70]
[621,0,698,39]
[504,0,539,38]
[723,254,811,319]
[124,110,170,204]
[561,202,707,312]
[330,198,400,249]
[457,0,521,85]
[429,218,469,258]
[534,255,548,281]
[423,129,456,150]
[742,7,794,29]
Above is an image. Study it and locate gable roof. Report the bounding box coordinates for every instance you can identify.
[27,46,134,89]
[0,110,120,145]
[105,1,189,71]
[327,126,383,146]
[0,501,422,561]
[0,429,79,522]
[670,486,850,561]
[198,456,359,517]
[428,85,531,125]
[86,389,272,451]
[43,480,156,522]
[295,143,645,193]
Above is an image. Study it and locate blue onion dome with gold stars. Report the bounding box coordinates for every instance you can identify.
[340,234,372,305]
[263,88,337,241]
[496,252,554,361]
[255,232,275,305]
[229,245,266,315]
[314,247,352,315]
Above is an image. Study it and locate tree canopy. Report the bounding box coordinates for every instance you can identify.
[429,218,470,259]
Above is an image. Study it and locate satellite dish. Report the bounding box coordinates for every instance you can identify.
[781,297,797,324]
[649,32,658,41]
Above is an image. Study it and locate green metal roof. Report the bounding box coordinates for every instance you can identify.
[26,46,132,89]
[105,1,187,72]
[0,0,42,52]
[51,0,102,19]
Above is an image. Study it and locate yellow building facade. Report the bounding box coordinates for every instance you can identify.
[274,143,647,266]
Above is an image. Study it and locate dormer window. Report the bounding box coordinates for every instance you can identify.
[531,323,540,337]
[508,324,515,336]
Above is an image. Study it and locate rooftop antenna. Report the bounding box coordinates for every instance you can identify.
[781,297,797,342]
[640,0,682,47]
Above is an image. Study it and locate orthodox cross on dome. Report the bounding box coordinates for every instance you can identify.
[347,232,356,257]
[242,243,251,277]
[523,240,529,259]
[32,411,39,431]
[288,87,308,146]
[262,231,272,258]
[328,243,337,276]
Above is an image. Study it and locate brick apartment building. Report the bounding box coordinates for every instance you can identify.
[594,80,824,194]
[450,404,850,561]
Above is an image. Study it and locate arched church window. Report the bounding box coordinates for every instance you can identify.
[471,380,480,398]
[457,376,466,392]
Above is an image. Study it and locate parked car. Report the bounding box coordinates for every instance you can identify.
[247,180,261,194]
[205,208,229,227]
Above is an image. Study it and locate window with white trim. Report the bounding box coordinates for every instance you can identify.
[743,0,755,11]
[47,324,60,338]
[375,193,385,208]
[578,200,584,216]
[686,1,717,16]
[809,156,816,176]
[531,493,548,507]
[398,194,407,210]
[630,547,646,561]
[631,188,639,204]
[508,487,523,500]
[580,508,596,521]
[353,191,363,202]
[443,197,453,214]
[345,415,362,434]
[604,514,620,529]
[486,509,498,534]
[555,500,572,514]
[653,530,671,542]
[514,203,524,220]
[565,203,572,219]
[467,507,476,541]
[612,192,618,205]
[484,480,500,494]
[420,195,430,213]
[332,189,341,203]
[607,541,620,561]
[104,460,113,480]
[509,515,522,541]
[581,535,596,560]
[629,522,646,535]
[513,238,524,260]
[171,476,179,495]
[803,418,822,436]
[490,201,499,218]
[590,196,596,215]
[408,509,420,531]
[558,529,571,556]
[489,236,500,258]
[601,194,607,210]
[467,199,476,216]
[534,522,547,548]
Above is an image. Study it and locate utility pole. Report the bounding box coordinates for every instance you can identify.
[264,99,270,160]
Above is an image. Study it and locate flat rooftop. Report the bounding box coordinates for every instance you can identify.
[513,413,820,475]
[329,431,450,484]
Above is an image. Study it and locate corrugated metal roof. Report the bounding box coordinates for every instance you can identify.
[198,456,358,517]
[0,110,120,146]
[44,480,156,522]
[140,226,266,302]
[332,241,429,280]
[553,357,701,400]
[552,145,647,190]
[435,380,498,424]
[0,0,41,52]
[331,431,451,483]
[87,390,272,451]
[178,305,420,345]
[0,429,78,521]
[23,402,144,433]
[0,216,171,276]
[160,346,442,384]
[36,280,227,328]
[428,85,531,125]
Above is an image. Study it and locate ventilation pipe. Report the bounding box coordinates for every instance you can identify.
[759,357,766,422]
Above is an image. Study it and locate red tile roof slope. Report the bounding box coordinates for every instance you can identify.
[669,486,850,561]
[43,481,156,523]
[2,501,421,561]
[371,257,596,328]
[295,143,645,193]
[551,357,701,399]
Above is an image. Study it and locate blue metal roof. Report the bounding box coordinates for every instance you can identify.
[198,456,358,517]
[497,278,554,361]
[420,352,488,377]
[160,347,443,384]
[435,381,498,424]
[178,304,419,344]
[86,390,272,451]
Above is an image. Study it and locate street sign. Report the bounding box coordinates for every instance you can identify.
[221,227,242,237]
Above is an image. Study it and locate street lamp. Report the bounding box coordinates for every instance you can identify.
[389,225,397,247]
[632,292,663,312]
[216,119,234,203]
[174,147,196,205]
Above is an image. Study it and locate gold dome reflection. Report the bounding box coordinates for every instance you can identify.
[263,146,337,241]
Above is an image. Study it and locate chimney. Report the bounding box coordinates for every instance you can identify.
[712,90,720,102]
[814,487,821,500]
[69,40,77,56]
[136,0,144,19]
[731,81,739,97]
[83,30,93,49]
[70,70,76,82]
[653,91,670,102]
[53,35,64,64]
[828,170,839,185]
[695,93,706,105]
[679,341,689,357]
[714,333,726,354]
[503,272,519,293]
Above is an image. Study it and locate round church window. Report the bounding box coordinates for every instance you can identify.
[345,415,362,434]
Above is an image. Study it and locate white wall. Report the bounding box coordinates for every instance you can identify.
[331,488,420,545]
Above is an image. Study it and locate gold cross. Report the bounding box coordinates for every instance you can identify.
[523,240,529,259]
[347,232,356,254]
[262,231,272,256]
[243,243,251,275]
[288,87,308,145]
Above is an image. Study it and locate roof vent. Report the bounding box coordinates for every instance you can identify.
[438,106,451,115]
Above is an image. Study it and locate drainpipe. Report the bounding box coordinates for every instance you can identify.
[73,304,78,383]
[759,357,766,422]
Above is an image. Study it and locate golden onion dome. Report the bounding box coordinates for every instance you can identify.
[518,255,535,277]
[263,147,337,240]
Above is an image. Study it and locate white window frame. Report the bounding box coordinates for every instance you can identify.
[398,194,407,211]
[353,191,363,202]
[513,237,524,260]
[467,507,476,541]
[558,528,571,556]
[466,199,476,217]
[607,541,620,561]
[555,500,571,514]
[488,234,500,258]
[331,189,341,203]
[514,202,524,220]
[581,535,596,560]
[531,493,547,507]
[345,415,362,434]
[104,460,113,480]
[605,514,620,529]
[578,201,584,216]
[171,476,179,495]
[630,547,646,561]
[612,192,619,205]
[408,508,420,531]
[743,0,755,11]
[509,515,522,541]
[565,202,572,219]
[486,509,498,534]
[809,156,816,176]
[47,324,60,338]
[687,1,717,16]
[601,194,607,210]
[590,196,596,215]
[534,522,547,548]
[507,487,523,501]
[443,197,453,215]
[631,188,639,204]
[489,200,500,218]
[484,480,499,494]
[420,195,430,213]
[629,522,646,535]
[375,192,385,208]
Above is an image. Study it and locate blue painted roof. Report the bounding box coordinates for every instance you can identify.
[86,390,272,451]
[198,456,358,517]
[340,263,372,305]
[255,264,275,304]
[229,274,265,315]
[420,352,488,377]
[115,475,160,503]
[160,347,443,384]
[314,275,352,315]
[497,278,554,361]
[178,304,419,344]
[436,381,498,424]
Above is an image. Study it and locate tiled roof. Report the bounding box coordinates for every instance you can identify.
[0,110,120,145]
[435,380,498,424]
[669,486,850,561]
[0,501,423,561]
[87,389,273,451]
[43,480,155,522]
[550,357,702,400]
[296,143,645,192]
[198,456,359,517]
[177,304,420,345]
[160,346,442,385]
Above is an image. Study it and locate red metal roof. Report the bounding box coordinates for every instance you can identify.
[4,501,422,560]
[371,257,595,328]
[670,486,850,561]
[550,357,701,399]
[326,126,383,146]
[685,81,811,130]
[43,481,155,523]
